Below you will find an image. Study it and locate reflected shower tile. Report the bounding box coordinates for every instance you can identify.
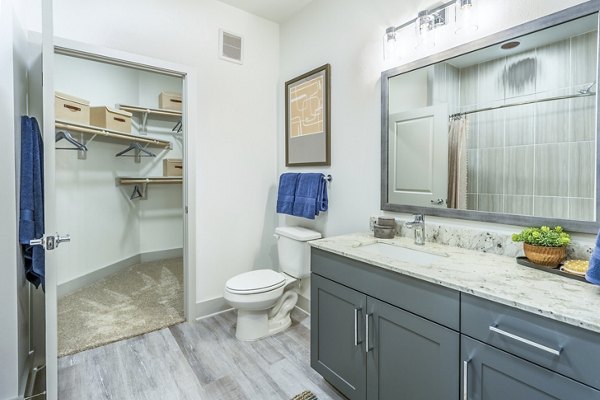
[447,65,460,113]
[505,50,536,99]
[505,195,534,216]
[505,146,534,195]
[535,99,569,144]
[460,65,478,106]
[478,194,504,213]
[478,109,504,148]
[466,114,478,149]
[534,143,569,197]
[505,104,534,146]
[467,194,477,210]
[569,198,595,221]
[571,31,598,87]
[533,196,569,219]
[478,57,506,104]
[478,148,504,195]
[467,149,478,193]
[569,141,595,198]
[536,39,570,93]
[570,96,596,142]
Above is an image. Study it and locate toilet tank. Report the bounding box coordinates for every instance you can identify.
[275,227,322,278]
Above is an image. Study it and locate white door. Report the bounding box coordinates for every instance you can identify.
[388,104,449,207]
[41,1,59,399]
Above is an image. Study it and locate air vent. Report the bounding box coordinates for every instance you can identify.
[219,29,243,64]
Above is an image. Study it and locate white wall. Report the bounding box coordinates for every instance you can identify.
[279,0,592,300]
[52,0,280,306]
[54,54,184,285]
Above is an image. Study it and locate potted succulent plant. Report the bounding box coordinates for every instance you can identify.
[512,226,571,267]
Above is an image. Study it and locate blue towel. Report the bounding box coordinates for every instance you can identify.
[292,173,328,220]
[19,116,45,289]
[586,230,600,285]
[276,173,300,215]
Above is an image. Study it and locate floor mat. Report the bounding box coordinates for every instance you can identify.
[58,257,184,357]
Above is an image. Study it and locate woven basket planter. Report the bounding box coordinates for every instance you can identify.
[523,243,566,267]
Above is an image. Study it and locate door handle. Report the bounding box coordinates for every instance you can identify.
[354,307,362,346]
[29,233,71,251]
[463,359,469,400]
[489,325,561,356]
[365,313,373,353]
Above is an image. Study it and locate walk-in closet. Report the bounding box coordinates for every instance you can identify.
[53,52,186,356]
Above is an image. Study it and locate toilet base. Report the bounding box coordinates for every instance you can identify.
[235,290,298,341]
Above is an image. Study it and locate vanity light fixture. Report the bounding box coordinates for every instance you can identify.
[383,0,479,60]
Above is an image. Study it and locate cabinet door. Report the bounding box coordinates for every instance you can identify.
[462,336,600,399]
[367,297,459,400]
[311,274,367,400]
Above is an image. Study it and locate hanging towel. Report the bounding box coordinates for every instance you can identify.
[276,173,300,215]
[586,231,600,285]
[19,116,45,289]
[292,173,328,220]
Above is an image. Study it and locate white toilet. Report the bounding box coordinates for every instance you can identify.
[224,226,321,341]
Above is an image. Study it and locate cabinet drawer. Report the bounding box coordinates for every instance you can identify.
[311,248,459,330]
[462,336,600,399]
[462,294,600,389]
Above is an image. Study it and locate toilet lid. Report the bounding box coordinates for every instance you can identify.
[226,269,286,294]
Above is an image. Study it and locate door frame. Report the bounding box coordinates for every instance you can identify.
[43,35,198,400]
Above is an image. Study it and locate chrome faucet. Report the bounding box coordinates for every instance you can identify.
[404,214,425,245]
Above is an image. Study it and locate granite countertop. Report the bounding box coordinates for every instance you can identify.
[310,232,600,334]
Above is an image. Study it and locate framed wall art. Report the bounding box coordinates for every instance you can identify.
[285,64,331,166]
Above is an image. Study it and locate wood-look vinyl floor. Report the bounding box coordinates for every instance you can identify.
[58,309,346,400]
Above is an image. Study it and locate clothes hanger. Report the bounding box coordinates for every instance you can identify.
[55,130,88,151]
[115,142,156,158]
[130,184,144,200]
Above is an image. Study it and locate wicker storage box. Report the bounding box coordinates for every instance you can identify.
[163,159,183,176]
[90,106,132,133]
[159,92,182,111]
[55,92,90,125]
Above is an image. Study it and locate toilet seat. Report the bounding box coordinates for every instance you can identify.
[225,269,286,295]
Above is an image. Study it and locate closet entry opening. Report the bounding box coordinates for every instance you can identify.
[53,50,186,357]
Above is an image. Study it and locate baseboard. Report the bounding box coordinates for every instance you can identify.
[140,248,183,263]
[296,294,310,314]
[58,248,183,298]
[194,297,232,320]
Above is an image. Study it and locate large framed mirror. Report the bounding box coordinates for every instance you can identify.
[381,2,600,233]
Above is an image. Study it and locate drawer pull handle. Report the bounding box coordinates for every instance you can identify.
[354,307,362,346]
[114,117,126,123]
[463,359,469,400]
[489,326,561,356]
[64,104,81,112]
[365,313,373,353]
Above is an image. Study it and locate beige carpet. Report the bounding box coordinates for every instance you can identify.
[58,257,184,357]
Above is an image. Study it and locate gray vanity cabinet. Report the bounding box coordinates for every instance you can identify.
[311,249,460,400]
[311,273,367,400]
[461,336,600,399]
[366,297,459,400]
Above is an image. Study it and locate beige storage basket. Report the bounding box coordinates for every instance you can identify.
[55,92,90,125]
[163,159,183,176]
[159,92,182,111]
[90,106,132,133]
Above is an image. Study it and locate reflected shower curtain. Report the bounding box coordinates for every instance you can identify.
[447,116,468,210]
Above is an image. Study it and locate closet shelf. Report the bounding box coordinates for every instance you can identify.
[117,104,182,118]
[117,104,182,135]
[55,120,172,149]
[117,177,183,185]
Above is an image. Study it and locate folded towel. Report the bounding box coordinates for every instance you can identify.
[292,173,328,220]
[276,173,300,215]
[19,116,45,288]
[586,230,600,285]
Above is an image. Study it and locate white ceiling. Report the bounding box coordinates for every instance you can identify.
[218,0,314,23]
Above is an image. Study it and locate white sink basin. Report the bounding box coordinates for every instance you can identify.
[356,242,448,265]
